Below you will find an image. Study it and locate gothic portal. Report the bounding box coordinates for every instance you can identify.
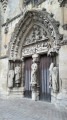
[8,10,62,101]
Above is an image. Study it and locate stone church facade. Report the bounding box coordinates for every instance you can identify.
[0,0,67,109]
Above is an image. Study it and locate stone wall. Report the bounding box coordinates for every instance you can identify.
[59,45,67,92]
[56,45,67,109]
[0,58,8,98]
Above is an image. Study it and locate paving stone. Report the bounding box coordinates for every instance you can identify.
[0,98,67,120]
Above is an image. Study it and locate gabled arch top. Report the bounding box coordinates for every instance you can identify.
[9,9,63,59]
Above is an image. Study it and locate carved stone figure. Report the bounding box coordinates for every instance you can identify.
[31,62,38,86]
[49,63,54,88]
[8,70,14,88]
[15,64,21,87]
[31,54,39,101]
[49,63,59,93]
[52,67,59,93]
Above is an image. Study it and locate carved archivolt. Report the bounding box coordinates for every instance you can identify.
[9,9,63,59]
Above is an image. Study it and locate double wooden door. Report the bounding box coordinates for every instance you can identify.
[39,55,51,101]
[24,57,32,98]
[24,55,51,101]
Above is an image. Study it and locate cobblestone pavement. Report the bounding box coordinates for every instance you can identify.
[0,98,67,120]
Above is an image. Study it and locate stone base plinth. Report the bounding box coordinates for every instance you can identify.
[32,91,37,101]
[51,91,57,104]
[7,87,25,98]
[51,90,67,109]
[32,90,39,101]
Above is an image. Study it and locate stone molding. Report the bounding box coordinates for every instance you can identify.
[2,12,23,27]
[21,57,25,97]
[0,55,8,59]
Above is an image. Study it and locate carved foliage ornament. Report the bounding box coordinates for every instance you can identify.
[0,0,8,12]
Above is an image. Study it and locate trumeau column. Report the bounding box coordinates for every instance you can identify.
[21,57,25,98]
[31,54,40,101]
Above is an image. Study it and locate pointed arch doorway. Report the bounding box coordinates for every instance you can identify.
[24,54,51,101]
[9,10,62,101]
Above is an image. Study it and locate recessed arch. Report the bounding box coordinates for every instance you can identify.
[9,9,63,59]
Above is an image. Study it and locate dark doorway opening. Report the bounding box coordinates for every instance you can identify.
[24,57,32,98]
[39,54,51,102]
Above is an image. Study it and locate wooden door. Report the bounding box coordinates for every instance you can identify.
[39,55,51,101]
[24,57,32,98]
